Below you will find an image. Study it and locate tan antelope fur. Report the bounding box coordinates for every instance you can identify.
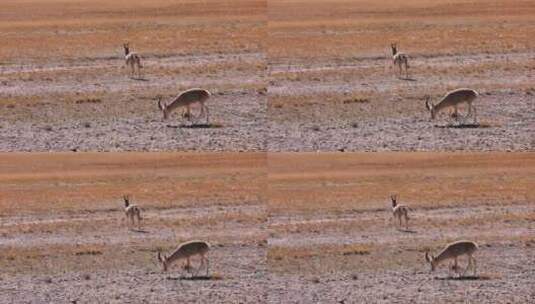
[157,88,211,123]
[123,195,142,230]
[425,240,478,276]
[390,194,410,230]
[123,43,142,78]
[425,88,479,123]
[157,240,210,276]
[391,43,409,78]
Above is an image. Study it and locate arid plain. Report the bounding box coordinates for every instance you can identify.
[0,0,266,151]
[1,0,534,303]
[268,0,535,151]
[0,153,267,302]
[1,153,533,302]
[268,153,535,303]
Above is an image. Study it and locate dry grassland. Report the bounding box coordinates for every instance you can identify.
[268,0,535,151]
[0,153,267,302]
[267,153,535,302]
[0,0,267,151]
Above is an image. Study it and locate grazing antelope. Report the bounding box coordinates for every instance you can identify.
[157,240,210,276]
[123,195,142,230]
[390,194,410,230]
[157,88,211,123]
[123,43,142,78]
[425,240,478,277]
[391,43,409,78]
[425,88,479,123]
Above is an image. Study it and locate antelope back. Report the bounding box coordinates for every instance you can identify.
[175,89,210,105]
[436,241,477,262]
[437,89,478,109]
[170,241,210,260]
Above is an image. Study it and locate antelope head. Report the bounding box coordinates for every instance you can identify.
[157,251,168,272]
[390,194,398,208]
[425,96,436,119]
[425,251,437,271]
[157,96,169,120]
[391,43,398,56]
[123,195,130,208]
[123,43,131,56]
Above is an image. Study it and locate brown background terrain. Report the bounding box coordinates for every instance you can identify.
[268,153,535,303]
[1,153,533,302]
[0,153,267,303]
[0,0,267,151]
[2,0,533,152]
[1,0,534,303]
[268,0,535,151]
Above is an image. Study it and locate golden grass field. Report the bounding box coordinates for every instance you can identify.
[268,0,535,62]
[0,0,265,62]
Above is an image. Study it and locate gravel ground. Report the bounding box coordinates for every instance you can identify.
[267,203,535,303]
[0,204,268,303]
[0,53,267,152]
[268,52,535,151]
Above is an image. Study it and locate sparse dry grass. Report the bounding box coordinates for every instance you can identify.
[0,153,265,216]
[269,243,372,260]
[268,243,373,273]
[268,153,535,214]
[0,0,265,63]
[268,153,535,278]
[0,153,266,279]
[268,0,535,63]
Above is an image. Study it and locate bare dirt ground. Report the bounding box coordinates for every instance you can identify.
[0,153,268,303]
[0,0,266,151]
[268,0,535,151]
[1,153,534,303]
[268,153,535,303]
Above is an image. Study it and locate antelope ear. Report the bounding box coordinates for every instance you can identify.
[157,251,162,262]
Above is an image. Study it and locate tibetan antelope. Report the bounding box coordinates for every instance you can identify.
[425,88,479,123]
[391,43,409,78]
[425,240,478,277]
[157,240,210,276]
[123,195,142,230]
[157,88,211,123]
[123,43,142,78]
[390,194,410,230]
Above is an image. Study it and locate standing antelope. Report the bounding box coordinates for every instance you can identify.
[425,88,479,123]
[157,240,211,276]
[157,88,211,123]
[123,43,142,78]
[390,194,410,230]
[391,43,409,78]
[425,240,478,277]
[123,195,142,230]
